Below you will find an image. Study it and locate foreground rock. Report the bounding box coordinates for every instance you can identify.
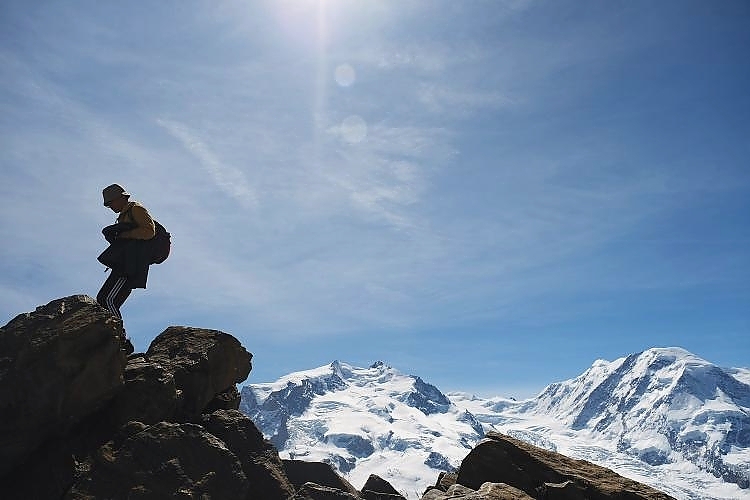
[68,421,249,499]
[423,432,675,500]
[202,409,296,499]
[146,326,253,420]
[0,296,128,476]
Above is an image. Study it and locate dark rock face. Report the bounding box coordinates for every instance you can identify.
[403,376,451,415]
[201,409,296,500]
[284,459,361,495]
[361,474,406,499]
[67,421,249,499]
[0,295,128,476]
[0,295,359,500]
[107,354,178,426]
[453,432,675,500]
[146,326,253,420]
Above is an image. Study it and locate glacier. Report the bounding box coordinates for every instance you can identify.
[241,348,749,500]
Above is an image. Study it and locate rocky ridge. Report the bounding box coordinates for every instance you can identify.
[0,295,674,499]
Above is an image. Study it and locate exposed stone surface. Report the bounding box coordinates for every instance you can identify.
[361,474,407,499]
[427,471,458,494]
[67,421,248,499]
[0,295,128,476]
[456,432,675,500]
[201,409,295,500]
[146,326,253,419]
[205,384,243,412]
[284,459,361,495]
[107,354,178,426]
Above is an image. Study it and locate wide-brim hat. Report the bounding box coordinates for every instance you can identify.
[102,184,130,206]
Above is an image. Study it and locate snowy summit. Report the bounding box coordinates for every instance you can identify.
[241,360,483,497]
[241,348,749,500]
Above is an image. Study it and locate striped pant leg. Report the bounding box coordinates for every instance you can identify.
[96,273,133,319]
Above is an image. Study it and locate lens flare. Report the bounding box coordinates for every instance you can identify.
[335,64,356,87]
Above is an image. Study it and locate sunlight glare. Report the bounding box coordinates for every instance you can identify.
[334,64,356,87]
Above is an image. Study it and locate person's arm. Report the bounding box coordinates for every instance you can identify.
[120,205,156,240]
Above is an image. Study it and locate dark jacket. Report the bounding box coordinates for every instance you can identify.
[97,201,156,289]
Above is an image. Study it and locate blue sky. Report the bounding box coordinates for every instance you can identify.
[1,0,748,399]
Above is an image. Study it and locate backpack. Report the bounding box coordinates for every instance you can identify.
[150,220,171,264]
[123,205,171,265]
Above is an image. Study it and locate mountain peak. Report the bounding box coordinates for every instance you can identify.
[241,361,484,493]
[529,346,750,487]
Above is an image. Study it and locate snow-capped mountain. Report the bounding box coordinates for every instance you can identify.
[240,360,483,498]
[240,349,750,500]
[525,348,750,487]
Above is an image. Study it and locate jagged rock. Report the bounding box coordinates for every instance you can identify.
[67,421,249,499]
[361,474,406,499]
[293,482,361,499]
[423,471,458,497]
[284,459,360,496]
[201,409,295,500]
[455,432,675,500]
[146,326,252,419]
[0,295,128,476]
[422,482,535,500]
[205,384,242,412]
[107,354,178,426]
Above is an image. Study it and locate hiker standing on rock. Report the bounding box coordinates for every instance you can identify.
[96,183,156,320]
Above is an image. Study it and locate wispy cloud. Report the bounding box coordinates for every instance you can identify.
[1,0,747,382]
[156,119,258,209]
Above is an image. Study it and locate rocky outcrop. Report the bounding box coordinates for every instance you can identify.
[0,296,676,500]
[201,409,296,499]
[423,432,675,500]
[68,421,249,499]
[0,296,311,500]
[146,326,252,420]
[0,296,128,476]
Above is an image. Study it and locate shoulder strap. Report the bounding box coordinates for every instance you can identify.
[122,204,136,224]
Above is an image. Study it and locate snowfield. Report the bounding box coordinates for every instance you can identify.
[241,349,750,499]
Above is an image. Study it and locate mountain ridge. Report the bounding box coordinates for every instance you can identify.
[241,347,750,499]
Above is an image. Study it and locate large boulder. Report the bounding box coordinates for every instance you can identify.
[146,326,252,419]
[201,409,295,499]
[106,354,179,427]
[455,432,675,500]
[284,459,360,496]
[0,295,128,475]
[67,421,249,499]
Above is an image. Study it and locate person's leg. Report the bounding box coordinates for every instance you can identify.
[96,273,132,319]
